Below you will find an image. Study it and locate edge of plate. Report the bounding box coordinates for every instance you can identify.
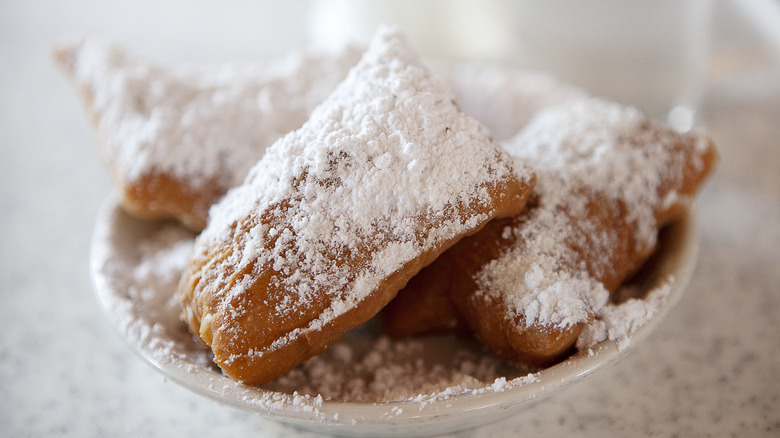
[90,194,698,437]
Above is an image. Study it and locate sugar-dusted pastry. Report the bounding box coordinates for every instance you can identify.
[177,27,535,385]
[53,36,361,230]
[384,98,717,366]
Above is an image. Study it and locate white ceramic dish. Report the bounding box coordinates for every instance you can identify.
[90,195,698,437]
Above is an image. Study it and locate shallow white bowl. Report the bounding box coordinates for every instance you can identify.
[90,195,698,437]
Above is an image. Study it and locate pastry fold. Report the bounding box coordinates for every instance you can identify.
[177,27,535,385]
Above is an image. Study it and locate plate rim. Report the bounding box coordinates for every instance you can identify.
[89,193,698,433]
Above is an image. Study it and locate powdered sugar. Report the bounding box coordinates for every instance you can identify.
[264,333,536,402]
[87,42,694,414]
[56,35,361,191]
[476,97,695,329]
[478,247,608,328]
[90,210,210,370]
[577,279,674,350]
[93,193,682,409]
[509,98,696,251]
[192,26,531,359]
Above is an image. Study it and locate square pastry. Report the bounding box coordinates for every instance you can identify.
[177,27,535,385]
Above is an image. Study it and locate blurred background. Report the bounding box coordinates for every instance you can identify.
[5,0,779,125]
[2,1,779,437]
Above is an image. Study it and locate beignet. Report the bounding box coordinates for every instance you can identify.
[384,98,717,366]
[54,36,361,230]
[177,27,535,385]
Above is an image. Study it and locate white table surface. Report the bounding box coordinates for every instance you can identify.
[2,1,779,436]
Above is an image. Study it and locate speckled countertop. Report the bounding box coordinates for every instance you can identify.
[2,1,778,437]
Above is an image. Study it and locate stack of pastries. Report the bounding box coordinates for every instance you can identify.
[57,27,716,385]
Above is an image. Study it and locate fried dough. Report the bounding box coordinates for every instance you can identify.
[53,36,361,230]
[177,27,535,385]
[383,98,717,367]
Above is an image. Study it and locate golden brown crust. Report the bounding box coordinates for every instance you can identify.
[118,172,221,231]
[54,44,220,231]
[179,178,534,385]
[176,27,540,385]
[384,208,589,367]
[383,105,718,368]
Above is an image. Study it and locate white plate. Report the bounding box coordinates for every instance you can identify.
[90,195,698,437]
